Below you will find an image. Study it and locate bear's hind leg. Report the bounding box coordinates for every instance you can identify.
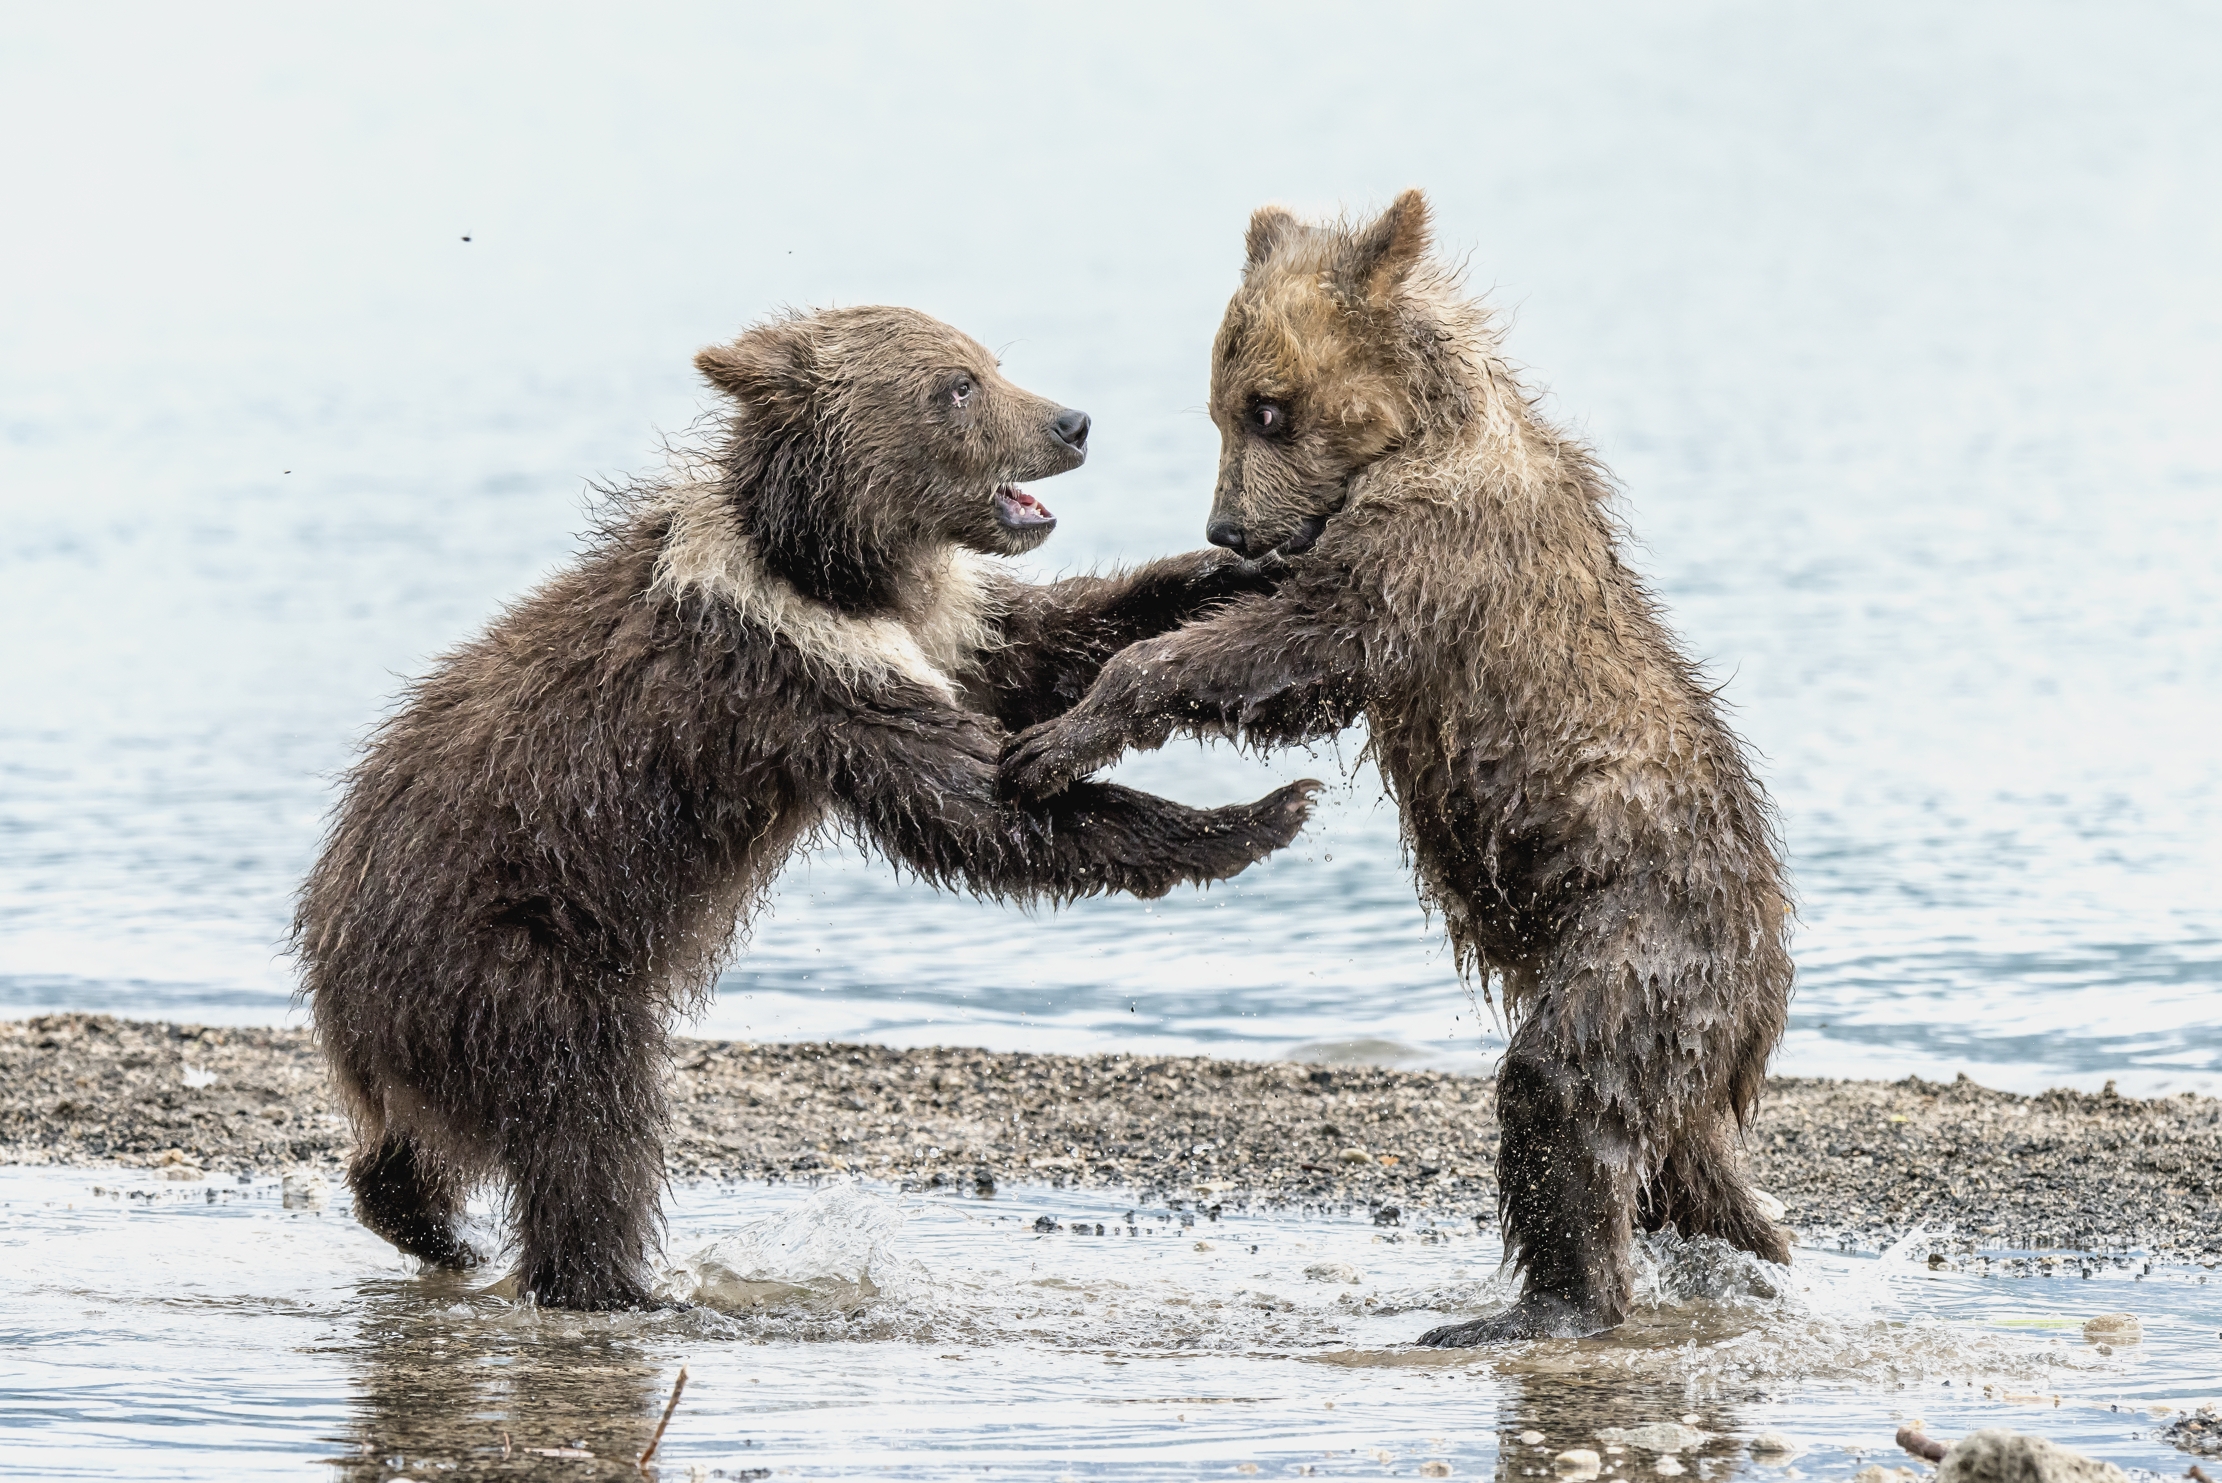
[495,1003,669,1311]
[349,1133,483,1270]
[1418,1030,1638,1346]
[1641,1122,1792,1267]
[505,1113,664,1310]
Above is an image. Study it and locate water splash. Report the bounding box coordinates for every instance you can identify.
[658,1182,913,1314]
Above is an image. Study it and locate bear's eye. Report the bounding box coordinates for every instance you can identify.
[1249,400,1288,437]
[949,375,975,407]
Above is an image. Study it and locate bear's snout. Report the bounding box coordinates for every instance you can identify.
[1049,407,1090,458]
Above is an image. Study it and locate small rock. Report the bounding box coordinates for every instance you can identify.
[1554,1450,1602,1477]
[1752,1187,1788,1223]
[1936,1431,2128,1483]
[281,1169,328,1209]
[2159,1407,2222,1458]
[1599,1424,1709,1454]
[1420,1464,1453,1478]
[1520,1432,1547,1446]
[1853,1467,1920,1483]
[1193,1241,1214,1252]
[2082,1313,2140,1345]
[161,1165,204,1182]
[1750,1433,1799,1461]
[1305,1262,1363,1284]
[1656,1461,1686,1476]
[1032,1214,1058,1233]
[1338,1147,1373,1165]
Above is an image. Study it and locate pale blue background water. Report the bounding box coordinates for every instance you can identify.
[3,2,2218,1094]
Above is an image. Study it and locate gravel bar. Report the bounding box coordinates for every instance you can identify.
[5,1013,2216,1259]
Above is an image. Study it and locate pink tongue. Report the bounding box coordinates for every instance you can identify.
[1007,488,1050,517]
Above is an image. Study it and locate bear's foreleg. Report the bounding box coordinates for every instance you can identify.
[980,551,1286,730]
[829,700,1319,902]
[1000,592,1362,799]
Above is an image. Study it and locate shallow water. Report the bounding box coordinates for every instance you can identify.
[4,1166,2216,1479]
[4,4,2220,1095]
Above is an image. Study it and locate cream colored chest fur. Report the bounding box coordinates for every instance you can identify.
[647,468,1003,703]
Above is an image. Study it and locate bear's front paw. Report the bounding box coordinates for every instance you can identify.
[1244,778,1323,853]
[1194,547,1291,603]
[1001,717,1096,799]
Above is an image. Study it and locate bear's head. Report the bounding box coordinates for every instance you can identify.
[697,306,1090,611]
[1204,189,1440,561]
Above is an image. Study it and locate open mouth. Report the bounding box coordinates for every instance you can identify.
[992,484,1056,532]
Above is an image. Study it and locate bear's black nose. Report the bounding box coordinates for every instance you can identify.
[1050,408,1091,453]
[1206,520,1247,554]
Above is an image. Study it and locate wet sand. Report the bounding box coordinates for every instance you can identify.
[5,1013,2216,1258]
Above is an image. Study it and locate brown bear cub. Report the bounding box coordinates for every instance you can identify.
[1004,193,1795,1342]
[295,305,1320,1310]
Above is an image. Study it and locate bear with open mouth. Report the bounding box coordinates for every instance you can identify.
[295,305,1319,1310]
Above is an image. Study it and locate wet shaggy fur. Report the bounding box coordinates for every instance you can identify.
[295,306,1317,1310]
[1004,193,1795,1341]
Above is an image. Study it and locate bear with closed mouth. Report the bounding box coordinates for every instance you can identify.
[1003,193,1796,1341]
[294,304,1319,1310]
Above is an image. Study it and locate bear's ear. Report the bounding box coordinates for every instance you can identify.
[695,318,817,420]
[1343,188,1431,305]
[1245,205,1300,270]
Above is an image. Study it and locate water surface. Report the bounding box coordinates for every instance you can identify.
[2,8,2219,1087]
[5,1166,2217,1479]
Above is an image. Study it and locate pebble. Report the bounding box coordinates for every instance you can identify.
[10,1014,2221,1259]
[1750,1433,1800,1459]
[2082,1313,2141,1344]
[1656,1460,1685,1476]
[280,1168,328,1210]
[1853,1467,1920,1483]
[1599,1424,1709,1453]
[1520,1432,1547,1446]
[1304,1262,1362,1284]
[1554,1450,1603,1477]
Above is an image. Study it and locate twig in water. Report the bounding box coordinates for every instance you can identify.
[499,1430,511,1460]
[1897,1426,1949,1463]
[638,1366,689,1475]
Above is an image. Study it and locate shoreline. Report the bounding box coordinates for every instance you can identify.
[5,1013,2217,1261]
